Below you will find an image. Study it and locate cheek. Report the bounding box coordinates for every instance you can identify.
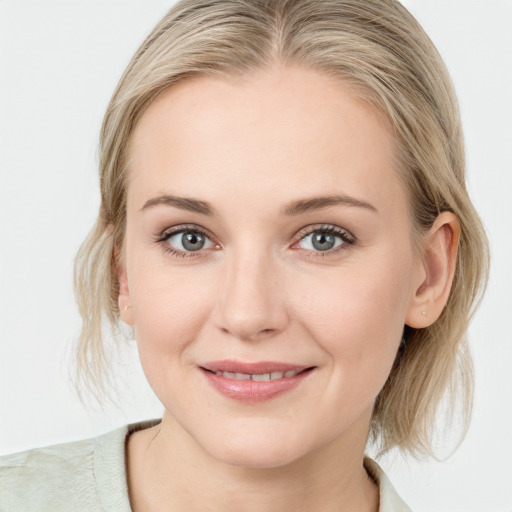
[292,253,413,395]
[299,259,409,336]
[127,252,216,372]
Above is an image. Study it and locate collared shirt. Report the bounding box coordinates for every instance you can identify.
[0,420,411,511]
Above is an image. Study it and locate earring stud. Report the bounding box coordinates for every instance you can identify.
[123,304,132,312]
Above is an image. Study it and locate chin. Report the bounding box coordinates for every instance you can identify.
[199,426,311,469]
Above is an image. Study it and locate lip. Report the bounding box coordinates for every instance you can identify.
[200,360,315,403]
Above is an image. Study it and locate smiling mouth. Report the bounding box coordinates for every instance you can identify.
[199,361,316,402]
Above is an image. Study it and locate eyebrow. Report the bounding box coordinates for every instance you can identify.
[141,194,215,215]
[140,193,377,216]
[281,195,377,215]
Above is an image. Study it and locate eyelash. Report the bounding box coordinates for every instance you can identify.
[155,223,356,259]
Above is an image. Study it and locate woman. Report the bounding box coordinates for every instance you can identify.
[0,0,489,510]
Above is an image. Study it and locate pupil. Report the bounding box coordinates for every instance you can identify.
[312,232,335,251]
[182,232,205,251]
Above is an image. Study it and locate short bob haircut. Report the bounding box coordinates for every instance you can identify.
[74,0,489,458]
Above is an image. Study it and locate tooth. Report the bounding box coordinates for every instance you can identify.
[284,370,297,378]
[252,373,271,381]
[215,371,222,376]
[235,372,251,380]
[270,371,284,380]
[224,371,236,379]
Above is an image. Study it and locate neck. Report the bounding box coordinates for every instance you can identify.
[127,412,379,512]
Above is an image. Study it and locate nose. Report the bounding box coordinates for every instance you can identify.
[213,248,289,342]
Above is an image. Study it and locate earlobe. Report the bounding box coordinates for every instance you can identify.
[117,253,134,326]
[405,212,460,328]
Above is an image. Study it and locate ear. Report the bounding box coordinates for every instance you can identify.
[116,248,135,326]
[405,211,460,328]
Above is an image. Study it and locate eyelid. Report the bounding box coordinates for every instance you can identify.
[294,224,355,243]
[157,224,217,242]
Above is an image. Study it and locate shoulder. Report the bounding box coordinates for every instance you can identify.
[364,457,412,512]
[0,421,158,512]
[0,435,102,511]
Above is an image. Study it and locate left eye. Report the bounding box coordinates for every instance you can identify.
[165,230,216,252]
[297,230,347,252]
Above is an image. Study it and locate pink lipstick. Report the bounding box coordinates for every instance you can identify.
[200,360,315,403]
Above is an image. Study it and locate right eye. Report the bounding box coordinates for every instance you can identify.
[163,229,216,253]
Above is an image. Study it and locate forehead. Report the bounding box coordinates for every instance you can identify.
[127,66,406,215]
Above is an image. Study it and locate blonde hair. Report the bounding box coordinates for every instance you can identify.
[74,0,489,457]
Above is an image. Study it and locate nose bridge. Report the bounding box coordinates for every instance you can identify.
[215,242,287,340]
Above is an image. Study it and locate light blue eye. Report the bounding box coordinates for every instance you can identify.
[298,231,345,251]
[166,231,215,252]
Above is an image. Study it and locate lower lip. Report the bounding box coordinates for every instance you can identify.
[200,368,314,403]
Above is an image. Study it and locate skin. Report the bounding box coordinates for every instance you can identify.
[118,66,459,512]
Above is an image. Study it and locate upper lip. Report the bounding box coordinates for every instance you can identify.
[201,360,313,374]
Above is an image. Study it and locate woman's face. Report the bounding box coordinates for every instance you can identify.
[120,66,425,468]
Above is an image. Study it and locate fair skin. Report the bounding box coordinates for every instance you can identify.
[118,66,459,512]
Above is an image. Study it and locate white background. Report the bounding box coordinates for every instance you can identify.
[0,1,511,511]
